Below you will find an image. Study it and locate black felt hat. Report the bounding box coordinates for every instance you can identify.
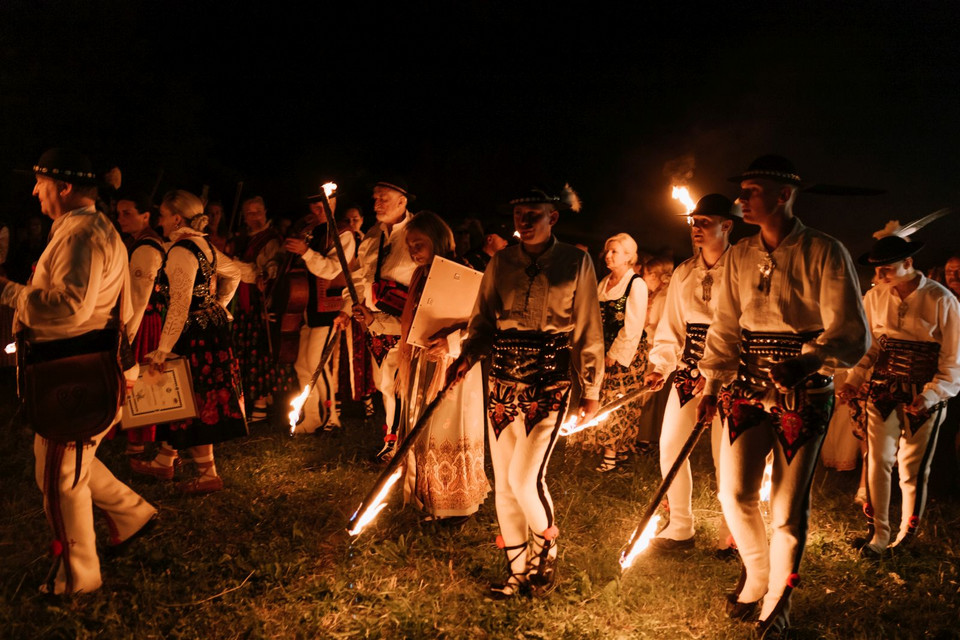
[373,177,416,202]
[728,155,803,186]
[686,193,740,219]
[31,148,98,185]
[857,235,925,266]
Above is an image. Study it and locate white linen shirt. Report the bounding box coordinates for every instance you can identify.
[1,206,132,343]
[461,237,606,400]
[699,218,870,394]
[343,212,418,336]
[597,271,648,367]
[302,227,356,280]
[649,248,728,377]
[846,274,960,407]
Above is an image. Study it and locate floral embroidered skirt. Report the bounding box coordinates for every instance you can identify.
[401,355,490,517]
[568,342,648,454]
[233,302,298,404]
[157,320,248,449]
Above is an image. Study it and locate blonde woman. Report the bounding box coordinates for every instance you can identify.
[131,190,248,493]
[569,233,648,471]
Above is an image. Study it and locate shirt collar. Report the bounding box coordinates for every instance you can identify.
[51,205,97,235]
[751,216,805,252]
[519,235,558,265]
[382,210,412,240]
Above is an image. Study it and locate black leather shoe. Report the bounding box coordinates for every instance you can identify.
[650,536,695,552]
[528,556,558,597]
[858,543,886,560]
[713,547,739,561]
[756,610,790,639]
[725,593,761,621]
[849,536,870,551]
[104,513,158,559]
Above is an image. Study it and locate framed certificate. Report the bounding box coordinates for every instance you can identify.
[407,256,484,350]
[121,357,198,429]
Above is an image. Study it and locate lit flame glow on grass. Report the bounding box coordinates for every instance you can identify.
[348,468,404,537]
[671,185,696,215]
[619,515,661,570]
[759,461,773,503]
[322,182,338,198]
[4,342,15,355]
[288,385,311,435]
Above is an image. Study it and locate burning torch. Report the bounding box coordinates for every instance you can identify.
[287,182,361,434]
[347,383,454,536]
[559,387,653,437]
[620,415,711,570]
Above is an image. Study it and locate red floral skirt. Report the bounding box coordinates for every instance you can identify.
[156,319,248,449]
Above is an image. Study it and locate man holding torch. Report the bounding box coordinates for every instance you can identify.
[447,184,604,599]
[644,193,738,555]
[334,179,417,462]
[696,156,869,636]
[284,191,357,433]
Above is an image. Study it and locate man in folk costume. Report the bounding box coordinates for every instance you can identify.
[644,194,738,555]
[448,184,604,599]
[0,149,157,595]
[230,195,285,421]
[284,193,357,433]
[840,216,960,558]
[111,192,165,458]
[334,179,418,461]
[696,156,869,637]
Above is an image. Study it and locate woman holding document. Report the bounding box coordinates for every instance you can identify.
[391,211,490,522]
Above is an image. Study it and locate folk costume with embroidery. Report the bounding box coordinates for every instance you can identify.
[2,195,157,595]
[700,162,869,624]
[848,233,960,555]
[567,270,647,455]
[461,220,604,596]
[648,248,731,546]
[344,210,418,451]
[292,222,356,433]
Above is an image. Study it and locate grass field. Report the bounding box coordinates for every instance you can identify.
[1,382,958,640]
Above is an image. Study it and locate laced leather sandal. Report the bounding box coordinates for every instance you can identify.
[130,448,179,481]
[596,454,618,473]
[527,528,559,597]
[489,539,530,600]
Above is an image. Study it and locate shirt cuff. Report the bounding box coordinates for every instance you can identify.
[703,378,724,396]
[0,281,22,308]
[920,388,941,409]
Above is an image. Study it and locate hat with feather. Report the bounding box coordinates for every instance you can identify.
[857,208,951,266]
[508,183,583,213]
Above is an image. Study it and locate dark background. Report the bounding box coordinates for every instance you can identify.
[1,0,958,274]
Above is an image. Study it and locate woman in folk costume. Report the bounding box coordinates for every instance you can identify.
[448,183,604,599]
[105,193,165,459]
[566,233,648,472]
[393,211,489,521]
[131,190,248,494]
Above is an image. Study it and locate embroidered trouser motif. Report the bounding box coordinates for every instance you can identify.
[34,422,157,595]
[863,401,945,549]
[487,376,570,564]
[717,385,832,620]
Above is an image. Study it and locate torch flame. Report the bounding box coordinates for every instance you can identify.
[322,182,338,198]
[759,460,773,503]
[671,185,696,215]
[559,410,613,437]
[348,468,404,537]
[4,342,15,355]
[288,384,311,435]
[619,514,661,570]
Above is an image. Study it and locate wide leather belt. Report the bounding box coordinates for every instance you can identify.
[491,329,571,385]
[681,323,709,367]
[872,335,939,383]
[737,329,823,389]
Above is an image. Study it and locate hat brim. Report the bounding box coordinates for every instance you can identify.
[857,240,925,266]
[728,172,804,187]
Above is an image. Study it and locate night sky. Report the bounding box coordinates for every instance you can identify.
[1,1,958,273]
